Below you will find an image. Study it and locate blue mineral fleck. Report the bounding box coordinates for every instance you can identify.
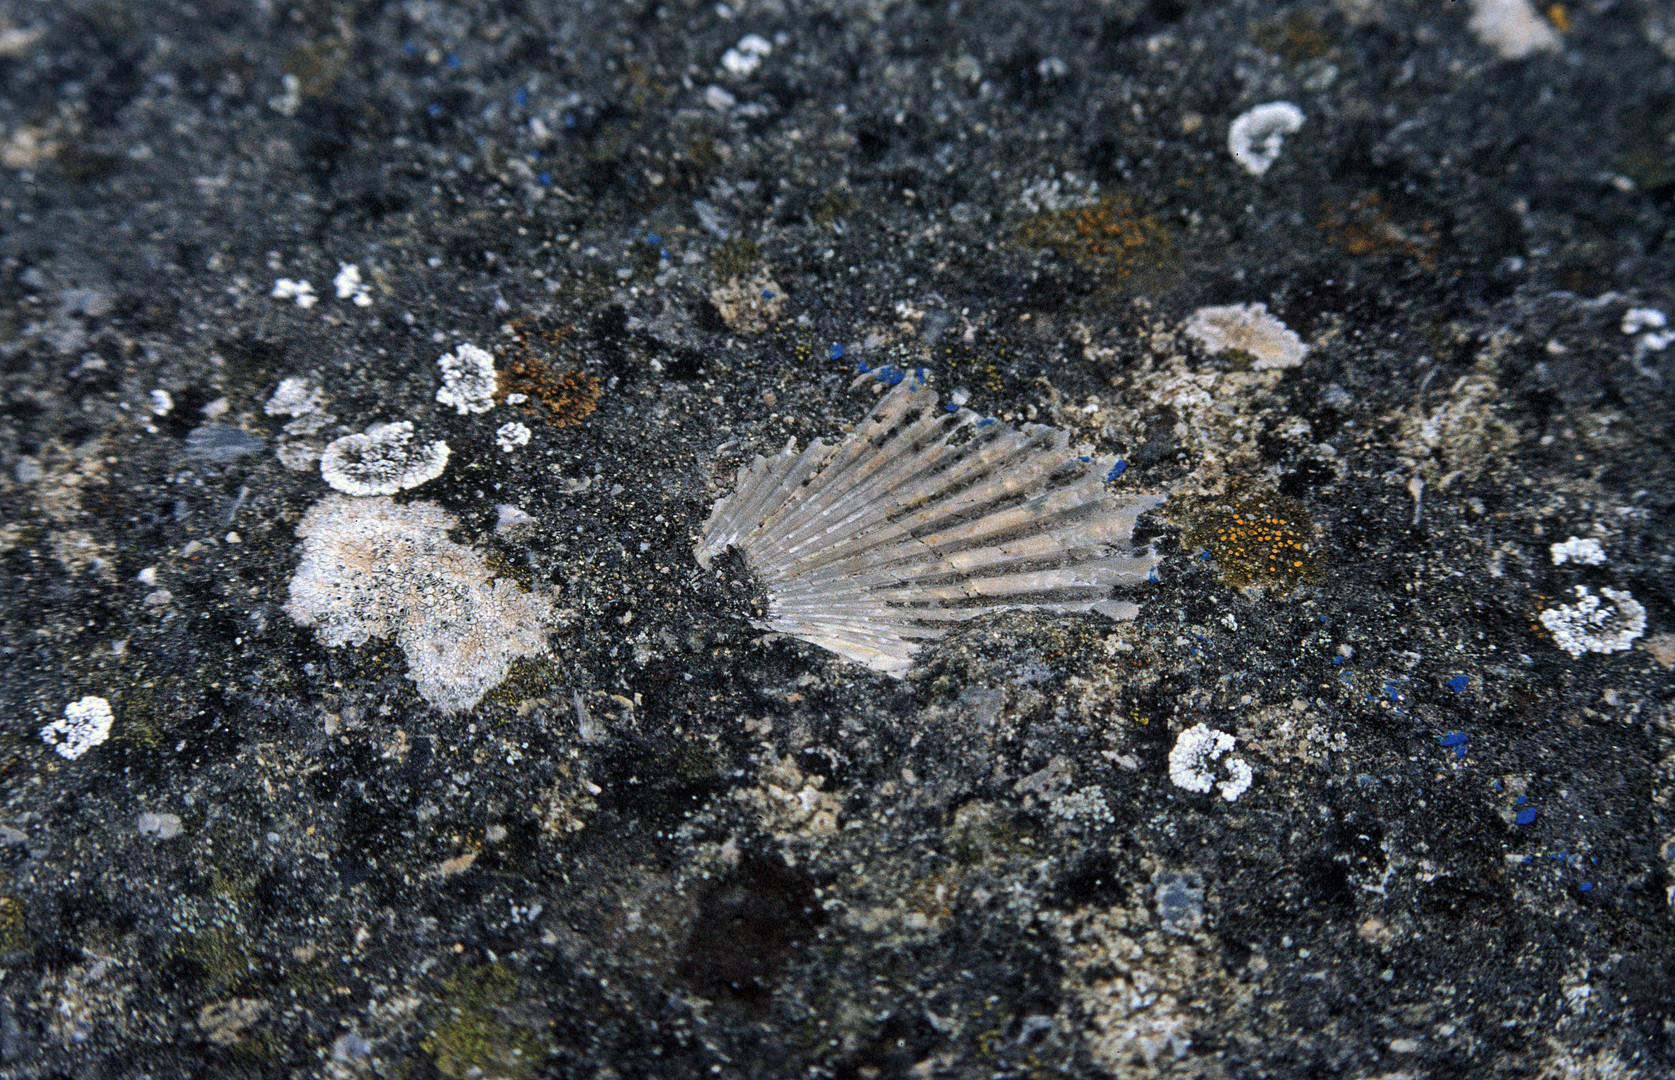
[830,342,844,359]
[1515,807,1536,826]
[513,87,529,106]
[1579,881,1594,892]
[1439,733,1468,747]
[646,234,660,245]
[445,53,461,68]
[1106,460,1128,481]
[538,172,552,185]
[402,41,418,56]
[1454,745,1468,759]
[427,102,443,117]
[762,289,775,300]
[1446,675,1468,692]
[945,403,959,413]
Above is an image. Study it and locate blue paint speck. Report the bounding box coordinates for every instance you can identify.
[445,53,462,69]
[1077,456,1091,463]
[945,403,959,413]
[829,343,844,360]
[402,41,418,56]
[1446,675,1468,692]
[537,172,552,185]
[646,234,660,246]
[762,289,775,300]
[856,360,870,373]
[1515,808,1537,826]
[1454,745,1468,759]
[427,102,443,117]
[1105,460,1128,482]
[564,114,577,129]
[1515,795,1527,805]
[1579,881,1594,892]
[1198,549,1213,561]
[512,87,529,106]
[977,417,996,429]
[1439,733,1468,748]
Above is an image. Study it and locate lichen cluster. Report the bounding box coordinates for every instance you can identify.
[1015,193,1172,281]
[497,318,604,427]
[1177,485,1319,590]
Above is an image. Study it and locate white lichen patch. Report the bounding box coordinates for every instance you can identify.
[1081,321,1330,498]
[1227,101,1305,176]
[1048,786,1115,828]
[496,421,531,453]
[1048,894,1257,1074]
[1396,358,1517,488]
[436,343,498,415]
[319,422,449,496]
[1539,586,1647,657]
[37,953,135,1045]
[734,753,841,840]
[720,33,771,76]
[332,262,372,306]
[41,695,114,759]
[270,278,317,308]
[1016,173,1099,214]
[284,494,555,712]
[709,269,786,333]
[1622,306,1674,353]
[1550,536,1606,566]
[1168,723,1252,802]
[1467,0,1561,59]
[1183,302,1308,369]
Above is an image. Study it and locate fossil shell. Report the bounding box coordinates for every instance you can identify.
[696,371,1165,676]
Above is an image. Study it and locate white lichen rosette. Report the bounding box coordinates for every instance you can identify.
[42,696,114,759]
[436,343,498,415]
[1227,102,1305,176]
[1539,586,1646,657]
[1168,723,1253,802]
[320,422,449,496]
[1183,302,1308,369]
[496,422,532,453]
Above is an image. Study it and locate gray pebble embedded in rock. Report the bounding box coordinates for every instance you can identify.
[136,812,183,839]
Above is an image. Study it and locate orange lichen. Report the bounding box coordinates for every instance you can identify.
[1318,192,1437,267]
[497,318,605,427]
[1177,486,1319,591]
[1015,194,1173,281]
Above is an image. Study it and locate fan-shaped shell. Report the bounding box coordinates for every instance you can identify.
[696,372,1165,676]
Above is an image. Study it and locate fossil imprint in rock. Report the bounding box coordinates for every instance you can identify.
[696,372,1165,676]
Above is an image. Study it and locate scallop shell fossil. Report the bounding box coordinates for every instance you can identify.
[695,371,1165,676]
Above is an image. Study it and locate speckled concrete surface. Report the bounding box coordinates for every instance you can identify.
[1,1,1673,1077]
